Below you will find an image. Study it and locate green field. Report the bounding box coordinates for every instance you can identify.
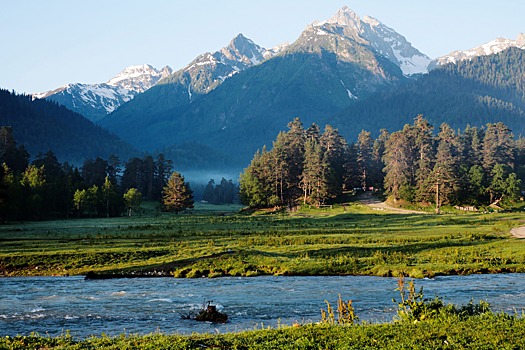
[1,201,525,278]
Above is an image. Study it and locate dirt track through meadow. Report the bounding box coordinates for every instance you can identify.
[511,226,525,238]
[359,192,525,238]
[358,192,428,215]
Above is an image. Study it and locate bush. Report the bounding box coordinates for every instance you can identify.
[393,277,492,323]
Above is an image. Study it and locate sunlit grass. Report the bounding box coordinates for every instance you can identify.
[1,201,525,278]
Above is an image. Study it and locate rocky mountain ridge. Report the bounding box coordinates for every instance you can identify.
[430,33,525,69]
[308,6,432,75]
[33,64,172,121]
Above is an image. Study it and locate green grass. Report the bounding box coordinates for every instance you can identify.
[1,201,525,278]
[2,312,525,349]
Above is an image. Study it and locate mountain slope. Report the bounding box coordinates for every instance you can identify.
[333,47,525,140]
[312,6,431,75]
[33,64,172,122]
[430,33,525,69]
[0,89,135,163]
[99,34,285,132]
[100,6,429,167]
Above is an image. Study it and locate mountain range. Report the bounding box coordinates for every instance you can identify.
[333,47,525,139]
[430,33,525,69]
[97,6,432,167]
[33,64,172,122]
[20,6,525,171]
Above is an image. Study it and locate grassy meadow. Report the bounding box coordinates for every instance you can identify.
[1,199,525,278]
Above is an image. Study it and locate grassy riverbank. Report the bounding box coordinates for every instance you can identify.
[1,201,525,278]
[2,312,524,349]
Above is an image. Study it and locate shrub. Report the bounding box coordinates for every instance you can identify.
[320,294,358,325]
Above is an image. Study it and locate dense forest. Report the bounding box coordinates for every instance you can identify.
[0,89,134,164]
[0,125,241,221]
[0,126,176,221]
[240,117,525,211]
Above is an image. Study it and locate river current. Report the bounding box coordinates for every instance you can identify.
[1,274,524,338]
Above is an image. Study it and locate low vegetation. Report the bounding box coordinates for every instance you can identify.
[1,200,525,279]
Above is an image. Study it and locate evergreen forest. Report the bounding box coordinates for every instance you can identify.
[0,126,177,221]
[240,117,525,211]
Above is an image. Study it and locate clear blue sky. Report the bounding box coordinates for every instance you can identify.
[1,0,524,94]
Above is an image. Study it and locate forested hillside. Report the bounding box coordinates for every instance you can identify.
[0,89,135,163]
[335,47,525,140]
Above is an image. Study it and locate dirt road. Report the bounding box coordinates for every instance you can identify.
[358,192,428,215]
[511,226,525,238]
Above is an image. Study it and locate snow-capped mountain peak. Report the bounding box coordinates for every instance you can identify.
[326,5,363,31]
[431,33,525,68]
[307,6,431,75]
[33,64,172,121]
[220,33,268,65]
[107,64,173,93]
[176,33,286,101]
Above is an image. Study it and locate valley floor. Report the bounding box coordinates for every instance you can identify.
[1,201,525,279]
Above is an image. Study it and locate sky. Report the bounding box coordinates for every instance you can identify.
[1,0,524,94]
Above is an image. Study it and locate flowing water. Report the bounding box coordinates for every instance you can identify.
[1,274,525,338]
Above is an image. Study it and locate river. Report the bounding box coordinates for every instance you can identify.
[1,274,524,338]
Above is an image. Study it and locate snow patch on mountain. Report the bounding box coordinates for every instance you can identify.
[107,64,172,92]
[310,6,432,75]
[174,33,288,102]
[431,33,525,68]
[33,64,172,121]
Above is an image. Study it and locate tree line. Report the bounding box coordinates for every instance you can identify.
[240,117,525,210]
[0,126,194,221]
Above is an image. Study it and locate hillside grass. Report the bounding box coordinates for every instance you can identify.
[1,201,525,278]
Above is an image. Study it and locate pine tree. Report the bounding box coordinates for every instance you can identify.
[107,155,121,185]
[281,118,306,206]
[467,165,486,205]
[301,139,328,206]
[239,147,277,208]
[203,179,215,203]
[483,122,514,173]
[0,126,29,173]
[427,123,460,213]
[320,125,349,197]
[383,127,415,202]
[412,116,435,202]
[162,172,194,213]
[369,129,389,188]
[154,154,172,201]
[356,130,373,190]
